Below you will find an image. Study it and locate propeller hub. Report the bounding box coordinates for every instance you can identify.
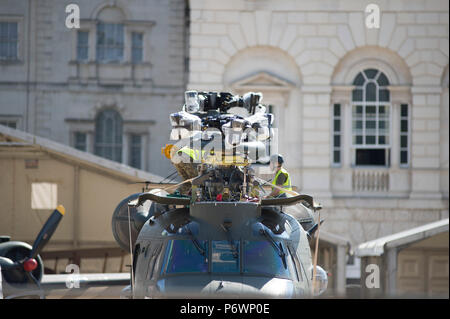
[23,258,38,272]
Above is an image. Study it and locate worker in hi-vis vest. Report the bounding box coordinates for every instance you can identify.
[267,154,292,198]
[171,145,204,195]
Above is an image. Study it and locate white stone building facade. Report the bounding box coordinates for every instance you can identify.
[186,0,449,252]
[0,0,188,175]
[0,0,448,287]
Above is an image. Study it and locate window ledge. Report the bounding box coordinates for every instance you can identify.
[0,58,23,65]
[69,60,152,68]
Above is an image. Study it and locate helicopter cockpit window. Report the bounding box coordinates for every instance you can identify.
[211,240,239,273]
[243,241,291,279]
[161,240,208,274]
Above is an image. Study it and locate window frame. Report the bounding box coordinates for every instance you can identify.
[0,119,18,129]
[399,103,410,168]
[76,30,89,62]
[131,31,144,64]
[351,69,392,167]
[158,238,294,280]
[94,109,123,162]
[159,239,210,276]
[96,22,125,63]
[0,21,18,61]
[129,133,142,169]
[332,103,342,167]
[73,131,88,152]
[0,17,23,63]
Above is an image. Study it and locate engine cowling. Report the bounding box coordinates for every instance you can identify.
[0,241,44,286]
[111,191,168,252]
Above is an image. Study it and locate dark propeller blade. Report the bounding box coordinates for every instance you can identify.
[29,205,65,259]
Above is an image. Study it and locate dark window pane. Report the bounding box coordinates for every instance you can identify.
[378,121,386,129]
[352,89,363,101]
[334,135,340,147]
[0,120,17,128]
[96,23,124,62]
[78,31,88,45]
[366,136,376,144]
[366,121,376,129]
[378,136,386,144]
[366,105,376,116]
[401,120,408,132]
[162,240,208,274]
[333,150,340,164]
[0,22,18,59]
[129,134,142,169]
[75,132,87,151]
[95,109,123,162]
[355,135,363,144]
[77,31,89,61]
[353,72,365,85]
[0,22,7,37]
[377,72,389,86]
[354,105,363,115]
[356,149,386,166]
[365,82,376,101]
[132,48,142,63]
[0,42,7,57]
[401,104,408,117]
[212,241,239,273]
[77,47,88,61]
[400,151,408,164]
[243,241,291,279]
[334,119,340,132]
[8,42,17,58]
[131,32,143,63]
[364,69,378,79]
[333,104,341,116]
[379,89,390,102]
[401,135,408,148]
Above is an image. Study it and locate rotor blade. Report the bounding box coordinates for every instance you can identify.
[260,194,315,207]
[128,181,152,185]
[29,205,65,259]
[130,192,190,207]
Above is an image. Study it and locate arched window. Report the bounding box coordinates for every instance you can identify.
[351,69,391,166]
[95,109,123,162]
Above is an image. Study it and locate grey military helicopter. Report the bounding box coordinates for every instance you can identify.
[0,205,65,298]
[112,91,328,298]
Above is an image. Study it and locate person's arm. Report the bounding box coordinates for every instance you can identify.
[267,171,287,197]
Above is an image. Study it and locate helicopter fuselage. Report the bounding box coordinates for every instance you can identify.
[131,201,314,298]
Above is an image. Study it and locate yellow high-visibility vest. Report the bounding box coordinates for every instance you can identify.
[178,147,204,162]
[272,168,292,194]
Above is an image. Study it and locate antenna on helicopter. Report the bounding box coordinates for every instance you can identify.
[127,205,134,297]
[311,205,323,296]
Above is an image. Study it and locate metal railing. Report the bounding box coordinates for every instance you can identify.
[40,246,128,274]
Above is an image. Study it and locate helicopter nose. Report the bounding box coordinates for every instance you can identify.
[209,278,295,298]
[149,276,297,298]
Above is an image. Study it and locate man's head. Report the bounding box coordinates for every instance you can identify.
[269,154,284,172]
